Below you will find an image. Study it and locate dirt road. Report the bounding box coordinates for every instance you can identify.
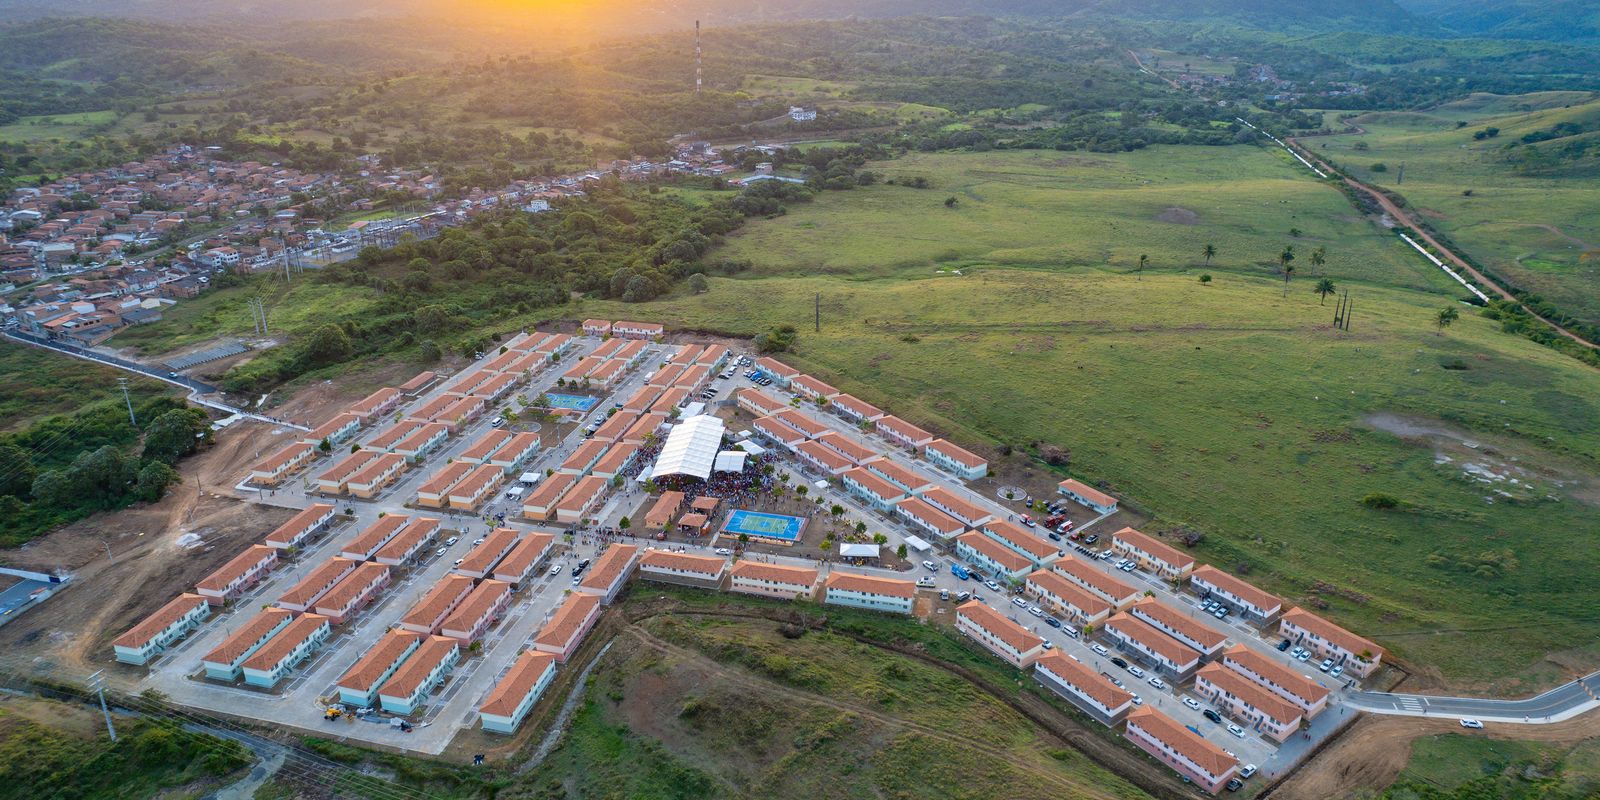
[1283,137,1600,351]
[1273,709,1600,799]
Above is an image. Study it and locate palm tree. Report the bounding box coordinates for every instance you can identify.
[1436,306,1459,334]
[1314,277,1336,304]
[1202,243,1216,264]
[1282,264,1296,297]
[1278,245,1296,273]
[1137,253,1148,279]
[1310,246,1327,273]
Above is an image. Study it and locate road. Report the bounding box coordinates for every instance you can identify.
[1348,674,1600,724]
[2,330,305,430]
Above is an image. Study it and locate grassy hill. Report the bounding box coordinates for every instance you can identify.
[1312,93,1600,328]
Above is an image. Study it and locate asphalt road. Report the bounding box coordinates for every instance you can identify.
[1348,674,1600,723]
[5,330,215,394]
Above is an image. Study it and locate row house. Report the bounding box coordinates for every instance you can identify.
[1221,645,1330,718]
[416,462,474,508]
[479,649,559,734]
[374,517,442,566]
[112,593,210,665]
[1129,597,1229,659]
[955,600,1046,669]
[459,429,514,465]
[448,464,505,510]
[582,319,612,336]
[349,387,402,423]
[956,532,1035,581]
[1279,607,1385,678]
[1056,478,1119,515]
[559,439,610,476]
[753,357,800,387]
[620,412,669,445]
[533,592,602,663]
[790,374,840,403]
[336,629,422,708]
[840,467,908,513]
[922,438,988,481]
[578,544,639,604]
[491,532,556,587]
[400,575,476,636]
[490,433,541,474]
[875,415,934,450]
[736,388,788,418]
[592,410,641,443]
[828,393,884,424]
[978,519,1061,569]
[345,452,407,499]
[728,561,819,601]
[555,475,609,524]
[1190,565,1282,626]
[302,413,362,447]
[1102,612,1203,681]
[1025,569,1113,628]
[313,562,391,625]
[440,580,513,646]
[264,504,336,551]
[240,613,332,689]
[368,419,425,452]
[340,515,411,561]
[822,572,916,615]
[522,473,576,521]
[795,438,853,476]
[773,408,829,440]
[196,544,279,605]
[201,608,295,681]
[278,558,358,613]
[1123,708,1238,794]
[752,415,806,451]
[392,422,449,460]
[591,442,641,481]
[249,442,316,486]
[919,487,992,529]
[866,458,933,495]
[1034,650,1135,726]
[454,528,521,580]
[893,496,966,541]
[612,320,664,339]
[815,431,877,465]
[1194,663,1303,743]
[1111,527,1195,581]
[378,636,460,715]
[316,450,380,495]
[637,550,727,588]
[1051,556,1141,611]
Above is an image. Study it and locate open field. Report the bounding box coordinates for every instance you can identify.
[710,148,1454,293]
[1311,93,1600,325]
[0,340,175,431]
[516,596,1151,800]
[561,263,1600,687]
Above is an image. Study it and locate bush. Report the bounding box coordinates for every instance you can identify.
[1362,493,1400,510]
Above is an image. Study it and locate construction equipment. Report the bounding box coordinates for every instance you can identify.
[324,706,344,721]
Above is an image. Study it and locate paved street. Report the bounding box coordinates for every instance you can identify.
[1348,675,1600,723]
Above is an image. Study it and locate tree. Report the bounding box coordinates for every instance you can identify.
[141,408,209,465]
[1202,243,1216,264]
[1282,264,1295,297]
[0,442,36,498]
[1137,253,1148,279]
[944,196,959,208]
[304,324,353,367]
[1436,306,1459,334]
[686,273,709,294]
[1199,273,1212,284]
[1278,245,1295,273]
[1310,246,1327,273]
[318,438,332,453]
[896,543,908,559]
[830,504,844,517]
[135,460,181,503]
[618,516,630,531]
[1314,277,1336,305]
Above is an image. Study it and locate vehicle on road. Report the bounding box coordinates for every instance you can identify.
[1044,616,1062,628]
[1028,606,1043,617]
[1203,710,1223,724]
[1240,765,1257,779]
[445,536,459,546]
[1129,693,1142,705]
[1111,656,1129,669]
[473,537,486,546]
[549,564,563,575]
[490,416,505,428]
[922,560,938,571]
[985,580,1002,591]
[1148,677,1166,690]
[1460,718,1484,729]
[1227,723,1245,738]
[1127,665,1145,678]
[1092,644,1109,656]
[1040,640,1054,650]
[715,547,732,556]
[1182,697,1201,711]
[916,577,937,588]
[453,558,465,567]
[1010,597,1027,608]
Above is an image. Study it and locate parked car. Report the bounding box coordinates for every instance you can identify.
[1092,644,1109,657]
[1319,658,1335,672]
[1047,531,1062,542]
[1044,616,1062,629]
[939,589,949,601]
[1213,608,1228,619]
[1040,640,1054,650]
[434,546,448,558]
[444,536,460,546]
[549,564,563,576]
[1276,639,1292,652]
[956,591,972,602]
[453,558,465,567]
[1129,693,1143,706]
[1460,718,1484,729]
[916,577,936,588]
[1148,677,1166,690]
[1227,724,1245,738]
[1182,696,1202,711]
[1111,657,1129,669]
[490,416,505,428]
[1027,606,1044,618]
[1127,665,1146,678]
[715,547,732,556]
[985,580,1002,591]
[1203,710,1223,724]
[1225,778,1244,792]
[1010,597,1027,608]
[922,560,938,571]
[473,537,486,546]
[1240,765,1258,779]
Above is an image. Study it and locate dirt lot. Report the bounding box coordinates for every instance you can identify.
[0,421,295,677]
[1274,710,1600,799]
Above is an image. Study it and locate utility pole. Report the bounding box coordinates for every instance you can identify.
[1397,162,1405,185]
[814,293,820,333]
[87,671,117,742]
[694,20,703,94]
[116,377,136,426]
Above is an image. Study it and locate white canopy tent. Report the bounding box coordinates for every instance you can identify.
[902,535,932,553]
[714,451,748,473]
[839,543,880,558]
[650,414,726,481]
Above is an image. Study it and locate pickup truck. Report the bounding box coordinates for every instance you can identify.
[950,564,971,580]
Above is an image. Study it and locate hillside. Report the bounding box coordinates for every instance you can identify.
[1397,0,1600,42]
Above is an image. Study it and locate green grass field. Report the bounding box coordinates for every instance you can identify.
[1389,733,1600,798]
[1311,93,1600,326]
[711,148,1453,293]
[0,341,174,431]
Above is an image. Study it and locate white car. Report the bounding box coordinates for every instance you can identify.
[1092,644,1110,657]
[1127,665,1146,679]
[1027,606,1044,618]
[445,536,460,546]
[916,577,937,588]
[1129,693,1143,706]
[1227,724,1246,738]
[473,537,486,546]
[985,580,1002,591]
[549,564,563,576]
[434,546,448,558]
[1460,718,1484,729]
[922,560,938,571]
[1182,696,1202,711]
[1011,597,1027,608]
[1240,765,1258,779]
[453,558,465,567]
[1148,677,1166,690]
[715,547,732,556]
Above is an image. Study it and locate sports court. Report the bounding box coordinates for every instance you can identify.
[721,509,806,546]
[544,393,598,411]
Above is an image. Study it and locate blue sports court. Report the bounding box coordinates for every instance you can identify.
[722,509,806,544]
